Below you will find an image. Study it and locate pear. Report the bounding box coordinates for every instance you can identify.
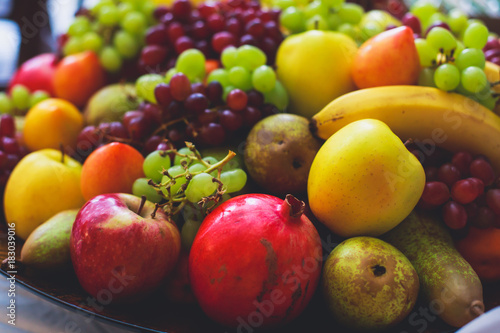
[20,209,79,270]
[244,113,323,195]
[322,236,419,332]
[83,83,139,125]
[308,118,425,237]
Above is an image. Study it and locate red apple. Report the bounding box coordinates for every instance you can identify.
[53,51,106,107]
[70,193,181,303]
[8,53,57,95]
[351,26,420,89]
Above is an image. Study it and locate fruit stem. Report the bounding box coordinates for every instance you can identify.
[283,194,305,219]
[60,143,65,164]
[137,195,147,216]
[204,150,236,174]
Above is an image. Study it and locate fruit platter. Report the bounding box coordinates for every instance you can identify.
[1,0,500,332]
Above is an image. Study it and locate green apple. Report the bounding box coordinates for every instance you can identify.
[4,149,86,240]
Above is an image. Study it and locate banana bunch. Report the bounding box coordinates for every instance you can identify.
[310,84,500,173]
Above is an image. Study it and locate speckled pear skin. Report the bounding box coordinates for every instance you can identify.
[382,211,484,328]
[20,209,79,270]
[321,236,419,332]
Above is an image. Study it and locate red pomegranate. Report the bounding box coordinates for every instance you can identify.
[189,194,323,329]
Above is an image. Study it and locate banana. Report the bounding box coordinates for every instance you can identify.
[485,61,500,115]
[310,85,500,172]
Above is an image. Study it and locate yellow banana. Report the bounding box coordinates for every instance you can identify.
[310,85,500,172]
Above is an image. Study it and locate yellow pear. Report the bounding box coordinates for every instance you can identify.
[4,149,85,240]
[307,119,425,237]
[276,30,358,118]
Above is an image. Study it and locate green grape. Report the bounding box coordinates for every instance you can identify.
[144,150,172,183]
[99,46,122,72]
[174,147,199,165]
[68,16,91,37]
[454,40,465,58]
[237,45,267,71]
[280,6,306,34]
[10,84,31,110]
[426,27,457,53]
[337,23,359,40]
[220,169,247,193]
[221,46,239,69]
[273,0,295,10]
[189,161,217,177]
[136,74,164,104]
[29,90,50,108]
[113,31,139,59]
[360,21,384,41]
[326,13,341,30]
[121,11,147,35]
[98,5,119,26]
[117,2,134,20]
[477,94,499,110]
[455,48,485,71]
[223,85,236,101]
[410,1,438,26]
[207,68,230,88]
[181,218,202,251]
[90,0,114,16]
[463,22,489,49]
[176,49,206,82]
[263,80,289,111]
[433,63,460,91]
[140,1,156,21]
[132,178,163,203]
[322,0,345,9]
[304,1,328,19]
[461,66,488,94]
[63,36,83,56]
[252,65,276,93]
[81,31,103,53]
[202,156,219,166]
[165,68,178,83]
[305,15,328,31]
[0,92,13,114]
[418,68,436,87]
[414,38,438,67]
[448,9,468,35]
[185,173,218,203]
[426,12,448,27]
[228,66,253,91]
[337,3,364,25]
[162,165,187,196]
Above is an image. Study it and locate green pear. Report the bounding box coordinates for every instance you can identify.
[244,113,323,195]
[322,236,419,332]
[308,118,425,237]
[83,83,139,125]
[20,209,79,270]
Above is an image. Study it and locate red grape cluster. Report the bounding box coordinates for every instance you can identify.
[0,114,27,188]
[484,35,500,66]
[140,0,283,73]
[75,72,278,159]
[415,148,500,230]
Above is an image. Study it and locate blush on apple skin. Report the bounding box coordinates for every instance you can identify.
[351,26,421,89]
[8,53,58,96]
[70,193,181,303]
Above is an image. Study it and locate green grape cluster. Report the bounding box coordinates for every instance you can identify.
[0,84,50,115]
[64,0,156,73]
[132,143,247,210]
[207,45,289,110]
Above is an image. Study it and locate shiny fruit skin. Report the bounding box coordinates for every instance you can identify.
[189,194,322,328]
[8,53,57,96]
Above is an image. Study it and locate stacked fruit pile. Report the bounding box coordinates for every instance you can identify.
[2,0,500,332]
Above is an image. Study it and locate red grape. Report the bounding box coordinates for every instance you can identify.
[155,83,174,107]
[443,201,468,229]
[421,181,450,206]
[471,206,496,229]
[0,114,16,138]
[145,26,169,45]
[401,12,421,34]
[141,45,169,66]
[451,178,483,204]
[184,93,209,114]
[211,31,237,53]
[226,89,247,111]
[172,0,192,21]
[470,158,495,186]
[175,36,195,54]
[170,73,192,101]
[219,109,243,131]
[207,13,225,32]
[437,163,461,186]
[199,122,225,146]
[242,106,262,127]
[451,151,473,176]
[245,18,264,38]
[486,189,500,215]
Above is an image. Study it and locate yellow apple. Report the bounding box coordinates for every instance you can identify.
[307,119,425,237]
[276,30,358,118]
[4,149,85,240]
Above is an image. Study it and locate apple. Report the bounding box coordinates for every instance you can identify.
[70,193,181,302]
[53,51,106,108]
[4,149,86,240]
[8,53,57,96]
[351,26,420,89]
[80,142,145,201]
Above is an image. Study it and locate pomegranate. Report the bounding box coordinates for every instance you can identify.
[189,194,322,329]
